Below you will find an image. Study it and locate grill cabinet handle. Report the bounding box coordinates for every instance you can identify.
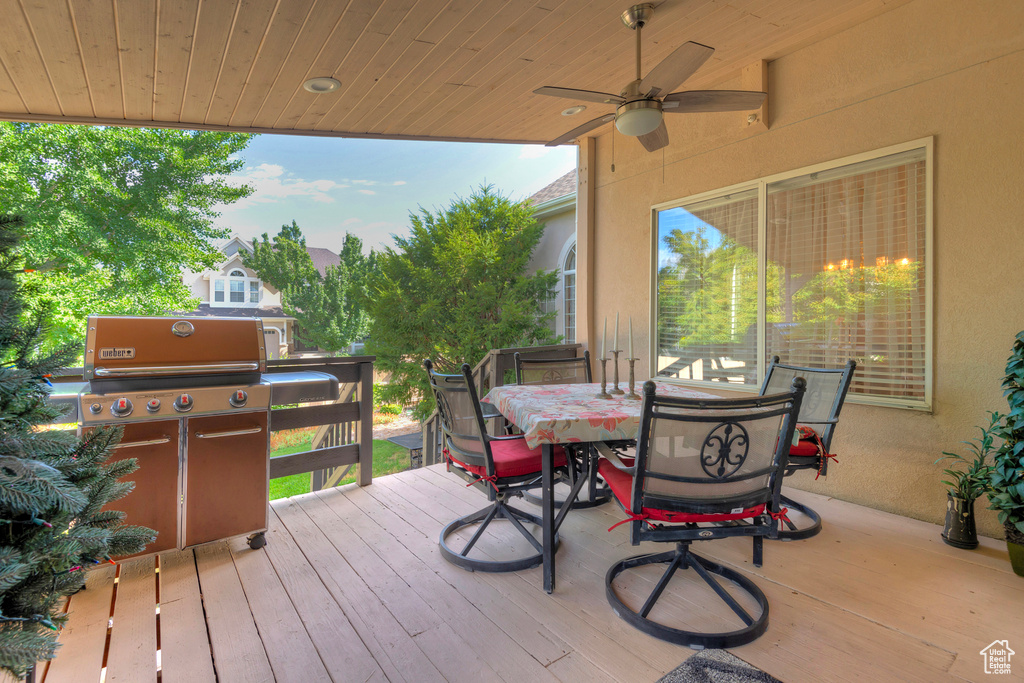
[194,426,263,439]
[93,362,260,377]
[114,437,172,449]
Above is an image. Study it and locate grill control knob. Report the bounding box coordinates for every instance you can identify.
[173,393,193,412]
[89,403,102,415]
[146,398,161,413]
[111,397,133,417]
[229,389,248,408]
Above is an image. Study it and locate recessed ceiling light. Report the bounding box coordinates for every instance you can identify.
[561,105,587,116]
[303,77,341,94]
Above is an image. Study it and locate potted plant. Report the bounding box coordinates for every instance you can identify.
[936,412,999,549]
[989,330,1024,576]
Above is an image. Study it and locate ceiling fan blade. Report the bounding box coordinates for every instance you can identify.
[545,113,616,146]
[640,42,714,98]
[638,120,669,152]
[662,90,766,113]
[534,86,624,105]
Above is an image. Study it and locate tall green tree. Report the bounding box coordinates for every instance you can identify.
[244,221,375,353]
[0,216,154,677]
[0,123,253,349]
[367,185,559,419]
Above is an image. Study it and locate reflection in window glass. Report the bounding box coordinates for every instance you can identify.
[214,279,224,302]
[766,149,927,401]
[656,189,759,385]
[250,280,260,303]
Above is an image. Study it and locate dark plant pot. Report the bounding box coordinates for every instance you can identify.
[1006,521,1024,577]
[941,494,978,549]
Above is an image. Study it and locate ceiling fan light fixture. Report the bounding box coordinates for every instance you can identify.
[561,105,587,116]
[302,77,341,94]
[615,100,662,136]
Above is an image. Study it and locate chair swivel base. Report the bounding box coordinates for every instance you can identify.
[774,494,823,541]
[606,546,769,649]
[521,480,612,510]
[440,501,559,573]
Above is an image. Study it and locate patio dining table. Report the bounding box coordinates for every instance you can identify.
[481,381,719,593]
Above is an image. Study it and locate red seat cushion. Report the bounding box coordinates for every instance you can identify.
[789,439,821,457]
[790,425,826,458]
[598,458,765,524]
[453,439,568,479]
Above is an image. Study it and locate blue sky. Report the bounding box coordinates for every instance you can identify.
[213,134,577,254]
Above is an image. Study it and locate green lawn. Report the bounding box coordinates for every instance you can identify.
[268,438,413,500]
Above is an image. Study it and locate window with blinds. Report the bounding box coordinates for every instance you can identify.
[655,189,759,386]
[653,143,931,408]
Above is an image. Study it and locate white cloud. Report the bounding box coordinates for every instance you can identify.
[518,145,551,159]
[358,189,376,195]
[341,217,363,227]
[392,180,407,186]
[226,164,346,205]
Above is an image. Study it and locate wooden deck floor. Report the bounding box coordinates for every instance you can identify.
[35,464,1024,683]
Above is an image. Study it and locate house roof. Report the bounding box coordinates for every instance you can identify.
[221,236,338,276]
[0,2,909,144]
[176,304,291,321]
[307,247,341,277]
[529,170,576,205]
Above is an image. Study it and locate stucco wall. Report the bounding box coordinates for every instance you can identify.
[586,0,1024,538]
[529,204,578,339]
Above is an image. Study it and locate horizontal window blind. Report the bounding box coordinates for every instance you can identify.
[655,189,759,386]
[766,149,927,403]
[653,145,929,407]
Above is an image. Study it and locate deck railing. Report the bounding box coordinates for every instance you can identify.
[47,355,375,493]
[266,356,374,489]
[421,343,582,465]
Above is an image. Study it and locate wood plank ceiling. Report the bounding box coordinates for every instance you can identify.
[0,0,906,145]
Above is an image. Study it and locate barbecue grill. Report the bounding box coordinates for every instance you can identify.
[74,315,339,558]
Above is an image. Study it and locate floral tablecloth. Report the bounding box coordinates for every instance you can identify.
[481,382,717,450]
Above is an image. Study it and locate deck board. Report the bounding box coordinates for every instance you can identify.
[41,464,1024,683]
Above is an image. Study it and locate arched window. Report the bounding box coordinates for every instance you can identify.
[213,268,260,306]
[563,244,576,343]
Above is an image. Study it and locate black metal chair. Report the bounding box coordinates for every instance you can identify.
[514,351,612,509]
[600,378,805,649]
[423,359,571,572]
[759,355,857,540]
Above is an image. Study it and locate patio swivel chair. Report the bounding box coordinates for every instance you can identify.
[600,378,805,648]
[759,355,857,540]
[515,350,612,509]
[423,359,571,572]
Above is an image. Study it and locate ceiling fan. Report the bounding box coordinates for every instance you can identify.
[535,3,766,152]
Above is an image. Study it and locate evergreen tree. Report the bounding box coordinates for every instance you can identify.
[0,216,155,678]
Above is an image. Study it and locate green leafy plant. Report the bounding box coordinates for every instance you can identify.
[936,411,1000,501]
[990,330,1024,544]
[376,403,402,416]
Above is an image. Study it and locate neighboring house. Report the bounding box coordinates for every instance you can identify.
[180,236,340,359]
[527,170,577,343]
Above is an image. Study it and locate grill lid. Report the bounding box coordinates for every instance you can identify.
[84,316,267,382]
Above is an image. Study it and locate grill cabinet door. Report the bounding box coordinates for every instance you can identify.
[92,420,180,559]
[182,412,269,547]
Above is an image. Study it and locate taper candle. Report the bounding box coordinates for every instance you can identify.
[602,317,607,357]
[628,316,633,358]
[614,312,619,351]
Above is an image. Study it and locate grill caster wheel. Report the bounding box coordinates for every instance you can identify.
[247,532,267,550]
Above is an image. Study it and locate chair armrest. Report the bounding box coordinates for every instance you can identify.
[487,434,526,443]
[595,442,635,475]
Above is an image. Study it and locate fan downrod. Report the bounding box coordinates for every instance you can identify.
[621,3,654,30]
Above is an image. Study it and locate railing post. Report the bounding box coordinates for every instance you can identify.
[423,414,437,466]
[357,361,373,486]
